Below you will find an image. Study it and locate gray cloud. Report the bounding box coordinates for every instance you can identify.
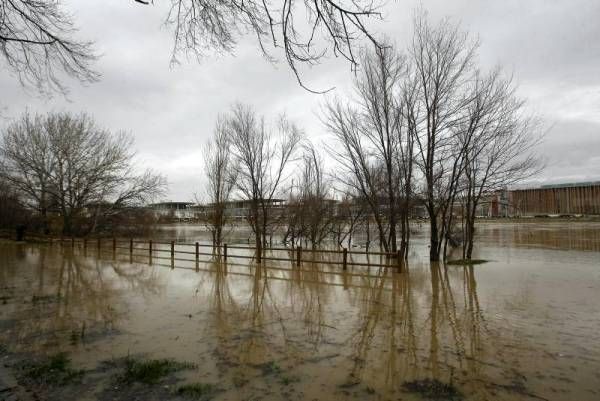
[1,0,599,199]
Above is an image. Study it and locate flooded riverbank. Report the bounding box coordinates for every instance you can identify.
[1,222,599,400]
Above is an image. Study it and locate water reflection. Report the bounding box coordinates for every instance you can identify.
[0,244,165,352]
[1,238,598,401]
[189,255,499,398]
[478,222,600,252]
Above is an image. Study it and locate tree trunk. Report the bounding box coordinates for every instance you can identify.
[429,216,440,262]
[62,208,73,236]
[465,212,476,259]
[255,229,262,263]
[389,217,397,253]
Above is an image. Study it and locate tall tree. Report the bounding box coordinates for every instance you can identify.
[284,143,336,247]
[226,103,301,261]
[201,115,237,249]
[459,70,540,259]
[408,11,477,261]
[324,44,413,255]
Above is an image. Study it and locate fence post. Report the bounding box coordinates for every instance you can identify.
[170,241,175,269]
[71,237,75,248]
[195,242,199,263]
[296,246,302,266]
[83,237,87,251]
[130,238,133,255]
[113,237,116,253]
[223,243,228,261]
[149,239,153,264]
[343,248,348,270]
[97,237,101,252]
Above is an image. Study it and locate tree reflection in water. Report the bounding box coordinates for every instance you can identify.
[0,243,560,400]
[192,253,496,397]
[338,261,494,397]
[0,244,165,352]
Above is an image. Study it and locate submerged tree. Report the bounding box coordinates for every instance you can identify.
[201,115,237,249]
[323,11,540,261]
[0,112,166,235]
[324,44,414,255]
[407,12,478,261]
[284,143,336,248]
[458,71,540,259]
[225,103,301,261]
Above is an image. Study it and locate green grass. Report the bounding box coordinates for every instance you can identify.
[259,361,282,375]
[31,294,59,304]
[446,259,488,266]
[117,357,196,385]
[21,353,84,386]
[280,375,300,385]
[177,383,219,400]
[403,378,461,400]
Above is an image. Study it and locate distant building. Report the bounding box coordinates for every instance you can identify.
[476,190,510,218]
[149,202,196,221]
[202,199,286,220]
[508,182,600,216]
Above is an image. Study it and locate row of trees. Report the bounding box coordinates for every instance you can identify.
[0,112,166,235]
[326,13,539,261]
[1,10,539,261]
[201,14,540,262]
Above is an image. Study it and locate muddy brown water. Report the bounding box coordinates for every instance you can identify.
[1,222,599,400]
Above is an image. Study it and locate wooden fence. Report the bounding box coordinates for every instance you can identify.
[0,230,405,272]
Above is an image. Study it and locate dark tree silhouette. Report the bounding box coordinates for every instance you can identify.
[1,1,383,94]
[139,0,382,91]
[0,0,99,94]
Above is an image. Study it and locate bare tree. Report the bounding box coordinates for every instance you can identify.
[0,112,54,230]
[459,70,541,259]
[201,115,237,249]
[226,103,301,261]
[324,44,413,255]
[0,0,99,94]
[284,143,336,247]
[0,111,166,235]
[330,188,368,248]
[407,11,478,261]
[0,176,29,229]
[138,0,382,91]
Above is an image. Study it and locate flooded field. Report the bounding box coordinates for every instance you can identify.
[1,221,599,400]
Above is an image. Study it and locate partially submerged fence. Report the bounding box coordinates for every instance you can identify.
[0,230,405,272]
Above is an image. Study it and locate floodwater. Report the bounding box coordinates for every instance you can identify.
[1,222,599,400]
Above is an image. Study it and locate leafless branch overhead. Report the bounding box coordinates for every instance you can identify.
[0,0,99,95]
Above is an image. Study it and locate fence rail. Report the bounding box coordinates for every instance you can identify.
[0,229,405,271]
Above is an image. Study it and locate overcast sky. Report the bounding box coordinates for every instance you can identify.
[1,0,599,200]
